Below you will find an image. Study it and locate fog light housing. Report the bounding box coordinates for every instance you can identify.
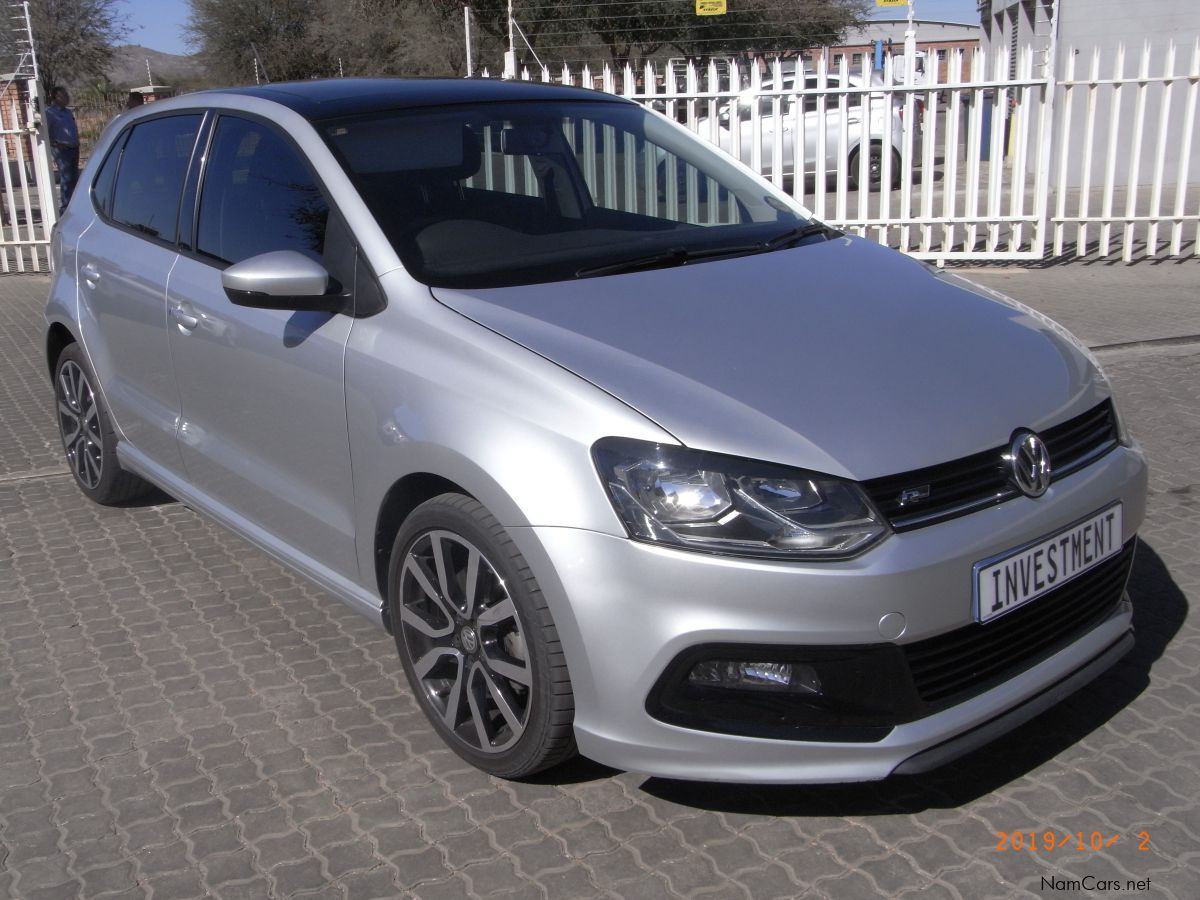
[648,642,918,742]
[687,660,822,694]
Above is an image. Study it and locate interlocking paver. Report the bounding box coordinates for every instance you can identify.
[4,264,1200,898]
[391,845,452,888]
[336,865,401,899]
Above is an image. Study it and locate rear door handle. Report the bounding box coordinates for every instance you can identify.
[171,304,200,330]
[80,262,99,286]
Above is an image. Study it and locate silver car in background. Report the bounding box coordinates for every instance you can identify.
[699,72,920,190]
[46,79,1146,783]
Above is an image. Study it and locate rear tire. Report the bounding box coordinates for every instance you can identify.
[848,143,901,191]
[53,342,153,505]
[388,493,576,778]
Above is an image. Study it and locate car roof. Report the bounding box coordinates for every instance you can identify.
[209,78,622,121]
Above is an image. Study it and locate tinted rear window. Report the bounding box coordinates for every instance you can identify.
[110,115,201,242]
[89,132,125,218]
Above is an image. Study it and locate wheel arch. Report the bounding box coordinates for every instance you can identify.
[373,472,473,630]
[46,322,77,381]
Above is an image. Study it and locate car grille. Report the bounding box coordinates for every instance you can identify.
[862,400,1120,532]
[903,539,1135,706]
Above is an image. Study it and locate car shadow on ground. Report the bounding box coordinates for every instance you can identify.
[106,485,175,508]
[618,541,1186,815]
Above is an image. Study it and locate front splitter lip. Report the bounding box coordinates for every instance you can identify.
[892,628,1134,777]
[571,602,1133,784]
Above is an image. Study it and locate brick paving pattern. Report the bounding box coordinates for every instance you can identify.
[2,265,1198,898]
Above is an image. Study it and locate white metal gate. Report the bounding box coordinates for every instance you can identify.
[506,37,1199,263]
[0,1,54,273]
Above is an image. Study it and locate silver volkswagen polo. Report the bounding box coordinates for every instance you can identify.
[46,79,1147,783]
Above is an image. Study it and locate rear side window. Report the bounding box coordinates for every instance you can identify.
[110,115,201,242]
[196,116,329,265]
[89,132,125,218]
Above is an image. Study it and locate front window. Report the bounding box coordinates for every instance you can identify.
[197,116,330,265]
[321,100,809,288]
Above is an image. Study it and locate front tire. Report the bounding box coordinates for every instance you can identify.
[54,343,153,505]
[388,493,576,778]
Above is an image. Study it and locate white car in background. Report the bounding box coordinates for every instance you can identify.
[699,72,921,190]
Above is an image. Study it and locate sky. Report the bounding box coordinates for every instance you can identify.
[120,0,191,55]
[118,0,982,57]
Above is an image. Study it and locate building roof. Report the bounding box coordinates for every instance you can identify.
[844,19,983,44]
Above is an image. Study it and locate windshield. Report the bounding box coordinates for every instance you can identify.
[321,99,809,288]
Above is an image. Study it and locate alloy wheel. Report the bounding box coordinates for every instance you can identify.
[868,149,883,185]
[398,529,532,754]
[57,360,104,490]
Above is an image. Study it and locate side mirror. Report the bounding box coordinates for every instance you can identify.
[222,250,345,313]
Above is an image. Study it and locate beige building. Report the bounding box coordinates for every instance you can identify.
[804,19,983,82]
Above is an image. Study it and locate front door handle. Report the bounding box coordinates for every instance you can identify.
[171,304,200,331]
[80,262,100,286]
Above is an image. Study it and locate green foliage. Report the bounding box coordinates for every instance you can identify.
[184,0,871,85]
[186,0,330,84]
[471,0,872,68]
[25,0,131,92]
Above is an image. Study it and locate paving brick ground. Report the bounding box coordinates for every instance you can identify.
[1,264,1198,899]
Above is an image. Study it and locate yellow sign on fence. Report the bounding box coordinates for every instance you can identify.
[696,0,727,15]
[876,0,909,7]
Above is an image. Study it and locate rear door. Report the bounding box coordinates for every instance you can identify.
[165,113,360,581]
[76,113,204,472]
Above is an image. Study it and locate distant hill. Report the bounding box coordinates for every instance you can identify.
[106,44,204,88]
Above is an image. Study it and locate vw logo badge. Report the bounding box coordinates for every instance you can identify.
[1010,431,1052,498]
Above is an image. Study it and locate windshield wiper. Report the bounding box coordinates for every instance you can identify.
[761,222,840,250]
[575,222,840,278]
[576,244,762,278]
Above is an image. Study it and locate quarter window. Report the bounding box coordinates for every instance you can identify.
[90,132,125,218]
[110,115,202,242]
[197,117,329,265]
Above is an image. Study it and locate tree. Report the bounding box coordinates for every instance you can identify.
[186,0,333,85]
[186,0,871,86]
[25,0,130,92]
[187,0,476,84]
[469,0,871,70]
[311,0,475,78]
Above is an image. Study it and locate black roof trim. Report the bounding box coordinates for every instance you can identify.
[210,78,623,121]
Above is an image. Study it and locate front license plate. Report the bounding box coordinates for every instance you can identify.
[975,503,1123,624]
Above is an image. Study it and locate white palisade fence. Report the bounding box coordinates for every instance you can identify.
[507,39,1200,263]
[2,39,1196,272]
[1053,41,1200,261]
[0,87,55,273]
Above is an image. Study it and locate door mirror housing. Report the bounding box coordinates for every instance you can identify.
[222,250,346,313]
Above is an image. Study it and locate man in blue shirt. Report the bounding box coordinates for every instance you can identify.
[46,87,80,214]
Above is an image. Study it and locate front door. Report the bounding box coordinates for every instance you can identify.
[165,115,359,581]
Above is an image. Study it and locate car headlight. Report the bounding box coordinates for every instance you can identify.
[592,438,889,559]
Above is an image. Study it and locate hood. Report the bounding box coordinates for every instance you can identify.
[432,236,1105,480]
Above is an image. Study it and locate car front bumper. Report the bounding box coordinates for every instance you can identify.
[512,443,1148,783]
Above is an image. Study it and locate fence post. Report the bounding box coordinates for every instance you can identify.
[1169,38,1199,256]
[1031,0,1059,260]
[1146,42,1177,257]
[1098,43,1126,257]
